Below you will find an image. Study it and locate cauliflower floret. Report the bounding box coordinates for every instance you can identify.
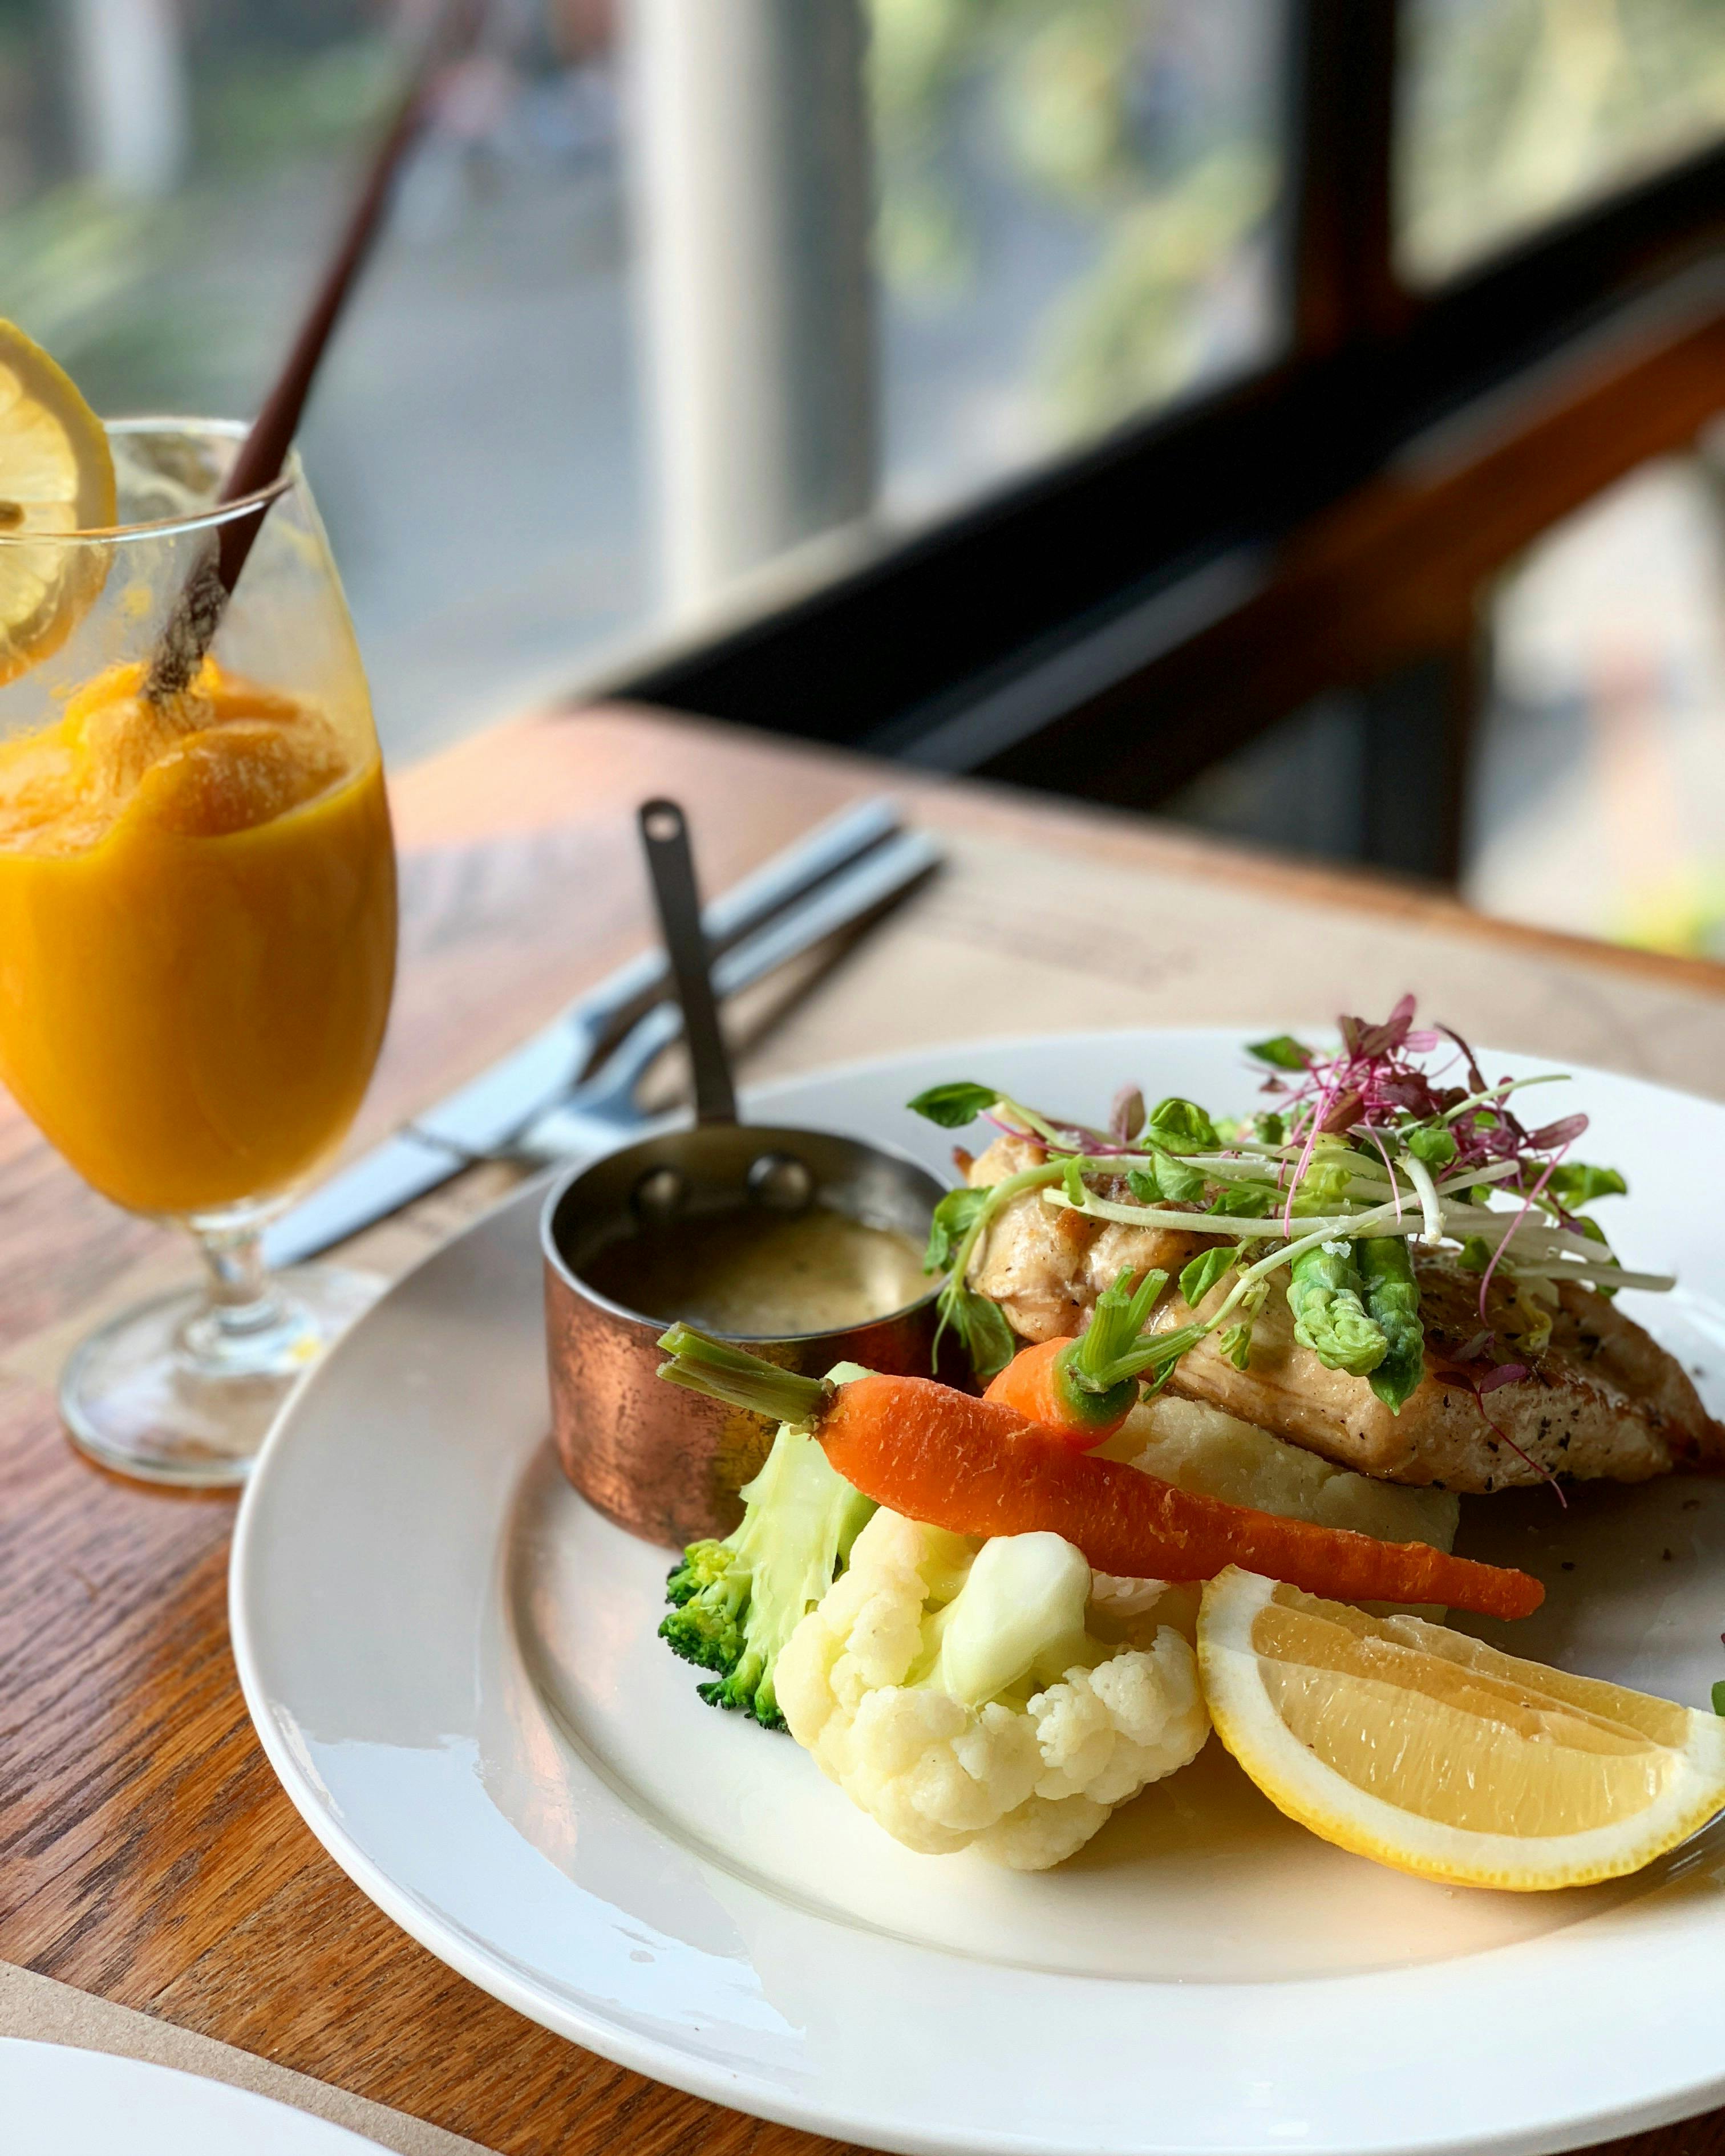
[1086,1571,1206,1644]
[1086,1571,1171,1621]
[1030,1636,1204,1802]
[775,1509,1209,1871]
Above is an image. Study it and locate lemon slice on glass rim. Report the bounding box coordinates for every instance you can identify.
[1197,1565,1725,1891]
[0,319,118,684]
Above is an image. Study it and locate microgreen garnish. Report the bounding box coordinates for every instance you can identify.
[1149,1151,1206,1205]
[922,1185,991,1274]
[944,1285,1018,1379]
[1407,1124,1458,1170]
[1248,1035,1311,1072]
[1147,1096,1220,1151]
[1545,1163,1629,1209]
[1210,1181,1274,1219]
[908,1081,1001,1129]
[1109,1085,1146,1144]
[1179,1246,1236,1308]
[909,998,1658,1430]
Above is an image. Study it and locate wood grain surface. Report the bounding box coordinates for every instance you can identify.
[4,704,1725,2156]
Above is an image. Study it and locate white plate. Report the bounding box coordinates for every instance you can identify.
[232,1031,1725,2156]
[0,2038,391,2153]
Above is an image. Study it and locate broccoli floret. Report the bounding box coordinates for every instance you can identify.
[660,1544,748,1675]
[666,1539,733,1607]
[658,1419,874,1731]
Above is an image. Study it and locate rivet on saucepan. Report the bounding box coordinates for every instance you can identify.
[631,1164,687,1223]
[748,1152,813,1213]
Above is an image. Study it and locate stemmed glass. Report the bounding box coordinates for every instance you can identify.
[0,419,398,1485]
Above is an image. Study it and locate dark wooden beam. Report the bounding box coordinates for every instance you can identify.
[1288,0,1404,355]
[975,265,1725,813]
[619,126,1725,754]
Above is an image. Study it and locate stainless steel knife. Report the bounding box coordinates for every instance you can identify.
[263,818,938,1266]
[514,824,941,1162]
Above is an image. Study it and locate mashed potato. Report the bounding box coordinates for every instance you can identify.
[1087,1395,1461,1633]
[1102,1393,1460,1549]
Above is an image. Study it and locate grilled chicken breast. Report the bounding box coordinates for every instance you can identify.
[965,1135,1724,1492]
[966,1133,1211,1339]
[1156,1263,1724,1491]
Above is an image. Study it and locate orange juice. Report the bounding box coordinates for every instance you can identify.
[0,658,396,1217]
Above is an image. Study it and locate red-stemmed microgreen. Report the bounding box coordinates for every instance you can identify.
[905,1003,1661,1417]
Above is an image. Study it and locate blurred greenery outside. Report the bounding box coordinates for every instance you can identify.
[6,2,1723,519]
[865,0,1280,440]
[1398,0,1725,281]
[0,8,402,413]
[0,0,1289,761]
[6,0,1281,499]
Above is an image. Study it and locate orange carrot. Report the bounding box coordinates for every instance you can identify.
[983,1267,1171,1449]
[986,1336,1131,1446]
[655,1322,1544,1620]
[819,1372,1543,1621]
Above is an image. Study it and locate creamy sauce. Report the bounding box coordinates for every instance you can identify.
[581,1202,929,1336]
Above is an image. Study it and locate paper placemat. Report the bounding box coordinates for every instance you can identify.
[0,1963,491,2154]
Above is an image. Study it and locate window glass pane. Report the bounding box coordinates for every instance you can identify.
[3,1,1287,764]
[870,0,1288,523]
[1398,0,1725,285]
[1464,449,1725,956]
[6,0,638,762]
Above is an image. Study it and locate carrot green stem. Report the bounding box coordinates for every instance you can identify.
[656,1324,832,1428]
[1068,1268,1171,1392]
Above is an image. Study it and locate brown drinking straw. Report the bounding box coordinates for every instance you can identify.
[144,0,484,702]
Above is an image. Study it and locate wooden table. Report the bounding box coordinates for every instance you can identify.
[5,704,1725,2156]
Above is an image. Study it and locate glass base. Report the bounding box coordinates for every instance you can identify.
[60,1264,384,1488]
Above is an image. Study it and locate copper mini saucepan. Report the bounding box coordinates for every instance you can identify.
[542,801,949,1550]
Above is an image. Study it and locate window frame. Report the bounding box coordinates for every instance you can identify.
[615,0,1725,787]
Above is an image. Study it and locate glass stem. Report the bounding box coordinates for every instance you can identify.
[197,1223,286,1340]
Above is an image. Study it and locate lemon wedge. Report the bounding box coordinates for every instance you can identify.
[0,319,117,683]
[1197,1566,1725,1890]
